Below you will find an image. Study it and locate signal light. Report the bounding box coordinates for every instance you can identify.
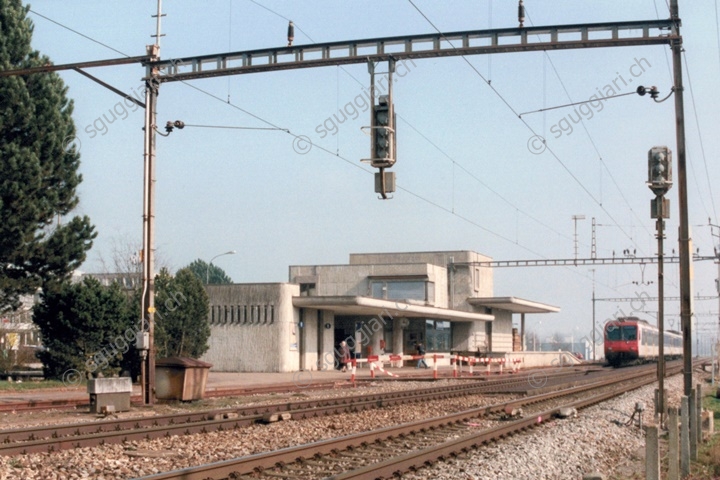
[647,146,672,195]
[371,95,395,168]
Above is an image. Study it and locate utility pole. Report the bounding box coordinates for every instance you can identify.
[711,222,720,384]
[669,0,694,396]
[590,268,596,361]
[140,0,163,406]
[572,214,585,265]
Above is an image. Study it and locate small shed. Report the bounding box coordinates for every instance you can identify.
[155,357,212,401]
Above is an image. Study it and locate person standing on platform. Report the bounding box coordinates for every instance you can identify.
[416,343,428,368]
[339,341,350,372]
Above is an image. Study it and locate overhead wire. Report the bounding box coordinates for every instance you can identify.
[28,4,656,294]
[544,59,650,246]
[27,5,556,259]
[405,0,641,255]
[523,9,655,254]
[244,0,577,244]
[682,52,719,225]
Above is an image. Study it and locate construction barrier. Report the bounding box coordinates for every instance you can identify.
[337,354,522,380]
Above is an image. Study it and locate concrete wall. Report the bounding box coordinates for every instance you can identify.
[201,283,299,372]
[300,308,319,371]
[510,351,582,368]
[451,321,490,353]
[289,263,445,307]
[348,251,493,309]
[490,310,513,353]
[319,310,335,370]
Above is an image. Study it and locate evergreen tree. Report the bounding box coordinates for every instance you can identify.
[154,268,210,358]
[33,277,137,379]
[0,0,96,313]
[185,258,232,285]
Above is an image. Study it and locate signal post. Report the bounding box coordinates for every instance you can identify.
[648,146,672,425]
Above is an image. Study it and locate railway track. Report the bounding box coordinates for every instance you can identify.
[135,361,685,480]
[0,366,604,456]
[0,366,580,413]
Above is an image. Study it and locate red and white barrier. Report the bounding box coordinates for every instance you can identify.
[366,355,399,378]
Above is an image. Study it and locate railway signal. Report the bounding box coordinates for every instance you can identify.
[648,146,673,197]
[647,145,672,425]
[372,95,395,167]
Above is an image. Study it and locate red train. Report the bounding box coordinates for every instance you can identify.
[604,317,682,366]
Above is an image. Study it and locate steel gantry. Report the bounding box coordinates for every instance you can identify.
[148,19,676,82]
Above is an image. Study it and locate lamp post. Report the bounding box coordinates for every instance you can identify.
[647,146,672,426]
[207,250,236,284]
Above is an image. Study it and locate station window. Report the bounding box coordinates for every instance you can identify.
[300,283,316,296]
[425,319,452,352]
[370,280,434,303]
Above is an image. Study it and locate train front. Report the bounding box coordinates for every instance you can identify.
[604,321,639,366]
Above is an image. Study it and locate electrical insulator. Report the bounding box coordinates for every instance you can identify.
[287,21,294,47]
[518,0,525,28]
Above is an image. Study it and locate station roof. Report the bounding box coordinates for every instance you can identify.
[293,296,494,322]
[467,296,560,314]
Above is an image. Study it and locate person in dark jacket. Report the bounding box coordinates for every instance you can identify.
[416,343,428,368]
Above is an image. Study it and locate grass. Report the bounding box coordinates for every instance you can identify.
[0,379,79,391]
[687,384,720,478]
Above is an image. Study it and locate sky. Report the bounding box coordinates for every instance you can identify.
[21,1,720,351]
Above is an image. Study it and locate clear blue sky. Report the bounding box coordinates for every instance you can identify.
[24,1,720,350]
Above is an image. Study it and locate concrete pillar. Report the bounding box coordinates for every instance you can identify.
[703,409,715,440]
[668,407,679,480]
[696,383,703,445]
[520,313,526,351]
[321,311,335,371]
[689,389,697,460]
[644,425,659,480]
[681,396,690,477]
[393,318,405,367]
[370,325,382,358]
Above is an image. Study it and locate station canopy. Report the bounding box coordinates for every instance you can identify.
[293,295,494,322]
[467,296,559,314]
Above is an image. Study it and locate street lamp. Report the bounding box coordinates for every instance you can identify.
[207,250,236,284]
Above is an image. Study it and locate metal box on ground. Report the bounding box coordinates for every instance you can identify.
[155,357,212,401]
[87,377,132,413]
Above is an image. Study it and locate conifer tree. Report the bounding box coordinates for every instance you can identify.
[185,258,233,285]
[0,0,96,312]
[33,277,136,379]
[153,268,211,358]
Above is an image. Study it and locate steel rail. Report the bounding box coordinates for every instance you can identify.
[329,376,661,480]
[135,364,680,480]
[0,378,524,455]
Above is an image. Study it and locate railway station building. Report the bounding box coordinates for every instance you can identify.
[201,250,559,372]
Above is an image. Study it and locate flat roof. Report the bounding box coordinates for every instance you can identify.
[467,296,560,314]
[293,296,494,322]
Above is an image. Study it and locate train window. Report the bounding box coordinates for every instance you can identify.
[606,327,621,341]
[622,326,637,341]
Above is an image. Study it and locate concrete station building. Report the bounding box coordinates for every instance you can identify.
[201,251,559,372]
